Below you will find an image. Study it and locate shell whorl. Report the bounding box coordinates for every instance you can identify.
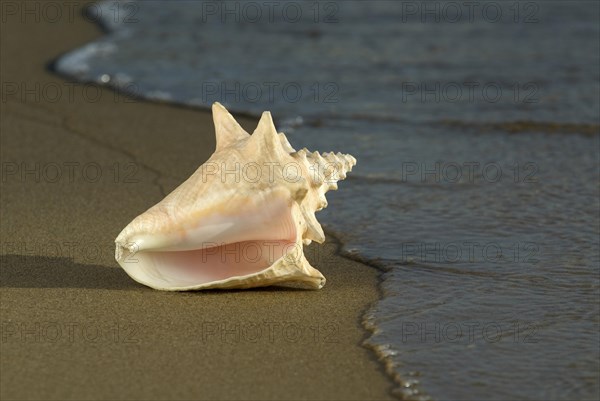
[284,134,356,245]
[214,103,356,245]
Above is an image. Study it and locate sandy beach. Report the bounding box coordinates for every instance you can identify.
[0,2,394,400]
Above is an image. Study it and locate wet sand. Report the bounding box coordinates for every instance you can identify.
[0,2,393,400]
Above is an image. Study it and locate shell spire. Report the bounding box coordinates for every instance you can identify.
[247,111,290,161]
[212,102,250,150]
[114,103,356,291]
[290,148,356,244]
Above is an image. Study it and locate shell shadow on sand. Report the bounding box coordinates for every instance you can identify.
[0,255,140,290]
[0,254,312,292]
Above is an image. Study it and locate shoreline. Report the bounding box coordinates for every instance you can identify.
[0,2,394,400]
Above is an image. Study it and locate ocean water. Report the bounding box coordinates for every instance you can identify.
[55,1,600,400]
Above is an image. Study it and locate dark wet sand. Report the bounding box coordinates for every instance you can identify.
[0,1,393,400]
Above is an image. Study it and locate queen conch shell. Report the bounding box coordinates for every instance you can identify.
[115,103,356,290]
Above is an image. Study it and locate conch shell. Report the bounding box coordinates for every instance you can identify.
[115,103,356,290]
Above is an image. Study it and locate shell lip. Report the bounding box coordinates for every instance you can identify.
[114,193,304,290]
[115,235,321,291]
[118,246,320,291]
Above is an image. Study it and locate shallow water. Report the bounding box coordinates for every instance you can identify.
[55,1,600,399]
